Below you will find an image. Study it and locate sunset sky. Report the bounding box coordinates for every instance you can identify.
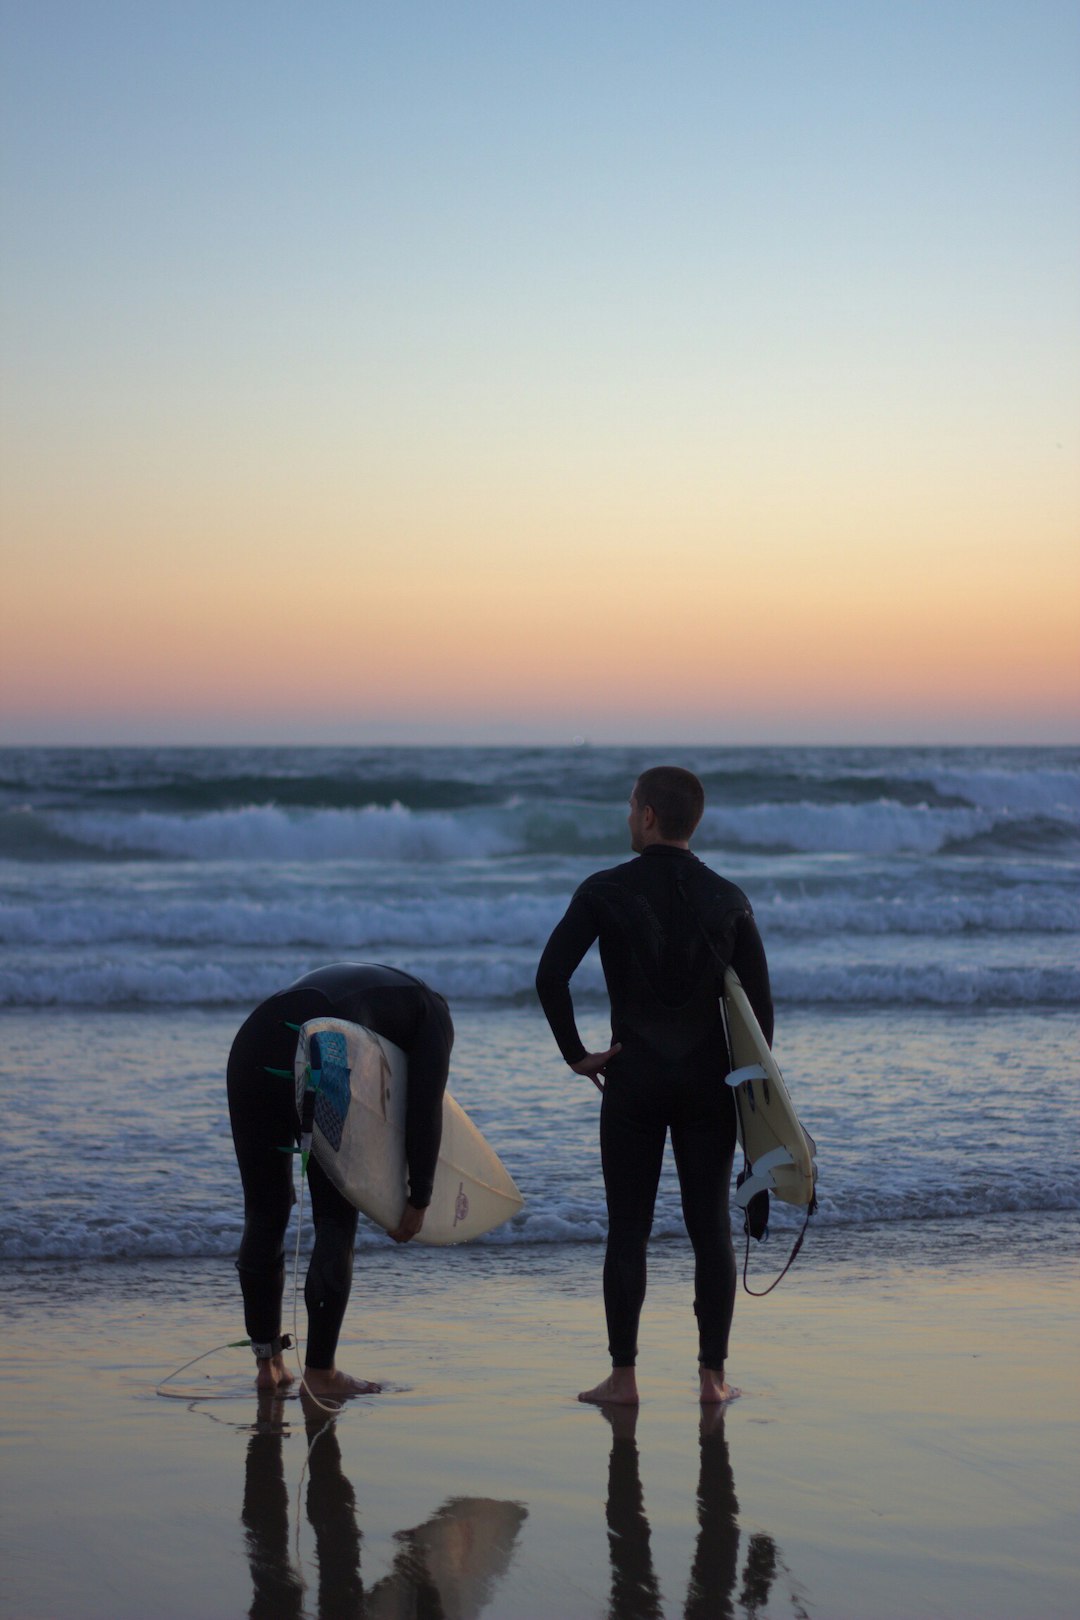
[2,1,1078,744]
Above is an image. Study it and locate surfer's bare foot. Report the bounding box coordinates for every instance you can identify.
[303,1366,382,1398]
[699,1367,740,1405]
[255,1354,295,1393]
[578,1369,639,1406]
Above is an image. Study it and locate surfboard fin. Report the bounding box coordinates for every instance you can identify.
[733,1147,797,1206]
[725,1063,769,1087]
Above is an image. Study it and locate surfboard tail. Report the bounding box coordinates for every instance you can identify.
[734,1144,817,1210]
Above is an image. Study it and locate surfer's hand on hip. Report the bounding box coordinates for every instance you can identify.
[388,1202,426,1243]
[570,1045,622,1092]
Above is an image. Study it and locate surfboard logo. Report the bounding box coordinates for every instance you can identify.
[311,1032,351,1150]
[453,1181,469,1227]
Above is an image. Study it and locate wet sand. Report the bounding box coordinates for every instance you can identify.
[1,1243,1077,1620]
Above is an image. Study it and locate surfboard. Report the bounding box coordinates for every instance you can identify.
[293,1017,524,1244]
[722,967,817,1210]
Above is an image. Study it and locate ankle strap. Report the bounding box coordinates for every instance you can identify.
[250,1334,293,1360]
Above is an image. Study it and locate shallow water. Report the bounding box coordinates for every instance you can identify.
[2,745,1077,1271]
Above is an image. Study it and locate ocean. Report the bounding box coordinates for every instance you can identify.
[2,743,1078,1277]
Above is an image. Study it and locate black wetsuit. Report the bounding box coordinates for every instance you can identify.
[226,962,453,1369]
[535,845,773,1370]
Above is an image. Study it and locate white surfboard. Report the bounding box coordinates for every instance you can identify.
[294,1018,524,1244]
[723,968,817,1210]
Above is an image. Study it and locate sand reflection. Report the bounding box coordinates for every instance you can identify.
[598,1406,800,1620]
[240,1394,526,1620]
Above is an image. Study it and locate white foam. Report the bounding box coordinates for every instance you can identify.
[31,785,1073,866]
[698,799,995,855]
[49,802,523,863]
[929,763,1080,817]
[5,1177,1079,1261]
[0,892,568,949]
[1,946,1074,1008]
[778,959,1080,1007]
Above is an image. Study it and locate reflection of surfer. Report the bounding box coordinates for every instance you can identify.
[240,1392,526,1620]
[597,1407,783,1620]
[684,1408,741,1620]
[602,1407,664,1620]
[241,1398,305,1620]
[227,962,453,1399]
[241,1392,365,1620]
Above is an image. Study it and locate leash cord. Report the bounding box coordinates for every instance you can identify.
[741,1200,814,1297]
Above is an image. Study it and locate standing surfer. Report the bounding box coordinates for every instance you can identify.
[227,962,453,1398]
[535,767,773,1405]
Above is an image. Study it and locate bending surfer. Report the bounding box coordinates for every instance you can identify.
[227,961,453,1397]
[536,767,774,1406]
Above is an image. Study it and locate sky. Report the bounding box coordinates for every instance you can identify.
[1,0,1078,745]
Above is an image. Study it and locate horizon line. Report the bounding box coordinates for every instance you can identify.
[1,736,1077,751]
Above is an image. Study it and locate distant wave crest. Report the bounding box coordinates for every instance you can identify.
[1,790,1075,866]
[1,954,1074,1009]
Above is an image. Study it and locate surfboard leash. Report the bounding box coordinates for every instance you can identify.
[155,1340,264,1397]
[740,1196,816,1297]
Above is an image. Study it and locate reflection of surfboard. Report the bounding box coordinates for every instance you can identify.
[366,1498,528,1620]
[723,968,817,1209]
[294,1019,524,1244]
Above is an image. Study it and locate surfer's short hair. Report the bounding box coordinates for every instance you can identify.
[634,766,705,841]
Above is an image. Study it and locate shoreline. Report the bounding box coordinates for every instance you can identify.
[5,1202,1079,1286]
[2,1245,1077,1619]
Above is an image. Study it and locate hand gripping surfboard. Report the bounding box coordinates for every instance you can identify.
[722,968,817,1210]
[294,1018,524,1244]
